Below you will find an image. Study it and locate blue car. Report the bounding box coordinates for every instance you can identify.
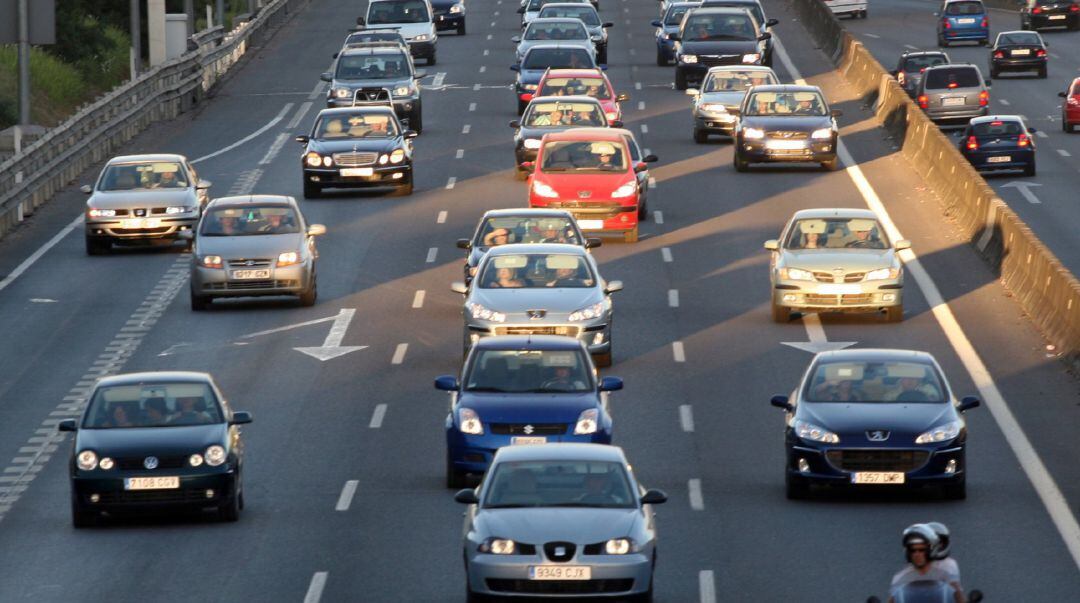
[959,115,1037,177]
[652,2,700,66]
[937,0,989,47]
[437,335,622,488]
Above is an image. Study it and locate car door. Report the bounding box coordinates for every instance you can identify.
[621,134,647,192]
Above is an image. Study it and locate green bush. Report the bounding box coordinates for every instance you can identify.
[0,45,88,128]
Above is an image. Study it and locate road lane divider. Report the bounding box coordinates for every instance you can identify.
[335,480,359,511]
[370,404,388,428]
[413,290,426,309]
[392,343,409,365]
[679,405,695,432]
[688,478,704,510]
[303,572,328,603]
[699,570,717,603]
[672,342,686,363]
[192,103,294,164]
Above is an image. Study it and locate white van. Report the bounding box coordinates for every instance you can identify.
[359,0,439,65]
[824,0,868,19]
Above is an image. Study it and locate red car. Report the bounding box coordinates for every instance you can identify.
[535,68,629,123]
[526,128,656,243]
[1059,77,1080,132]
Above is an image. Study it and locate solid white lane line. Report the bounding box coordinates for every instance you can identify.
[668,289,679,307]
[699,571,717,603]
[661,247,673,262]
[437,210,448,223]
[446,177,457,189]
[258,132,290,165]
[679,405,695,432]
[469,102,477,111]
[654,210,664,224]
[287,101,313,129]
[462,124,471,134]
[672,341,686,362]
[864,33,880,38]
[191,103,293,163]
[688,479,704,510]
[308,81,326,100]
[904,44,918,50]
[426,247,439,263]
[456,149,464,159]
[391,343,408,365]
[0,214,82,294]
[335,480,359,511]
[304,572,328,603]
[638,101,645,111]
[412,290,426,308]
[369,404,387,428]
[1056,148,1071,157]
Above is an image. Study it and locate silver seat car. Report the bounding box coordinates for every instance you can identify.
[187,195,326,311]
[82,154,211,255]
[765,209,909,322]
[454,443,667,601]
[686,65,778,141]
[513,18,594,64]
[452,244,622,366]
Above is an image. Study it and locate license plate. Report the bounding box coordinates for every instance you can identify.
[1050,14,1067,20]
[987,155,1011,163]
[957,18,975,24]
[529,566,591,580]
[512,436,547,445]
[1011,49,1031,56]
[851,472,905,485]
[577,219,605,230]
[941,97,965,107]
[122,218,161,229]
[818,284,862,294]
[124,476,180,490]
[341,167,374,177]
[232,269,271,279]
[766,140,806,150]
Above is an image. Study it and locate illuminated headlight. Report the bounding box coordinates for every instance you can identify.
[322,155,333,167]
[87,208,117,218]
[606,111,619,121]
[794,420,839,444]
[189,453,204,467]
[523,84,538,91]
[605,538,635,555]
[98,457,115,470]
[779,267,813,281]
[742,53,761,63]
[743,127,765,140]
[661,33,670,40]
[574,408,599,435]
[390,149,405,164]
[611,182,637,198]
[479,538,515,554]
[413,34,430,42]
[467,302,507,322]
[915,420,961,444]
[334,87,351,99]
[700,103,727,113]
[449,3,463,13]
[306,152,322,167]
[393,85,414,97]
[379,154,390,165]
[277,251,300,267]
[523,138,542,149]
[592,34,602,41]
[459,407,484,435]
[166,206,192,215]
[205,445,227,467]
[532,181,560,198]
[865,267,900,281]
[201,255,223,268]
[811,128,834,140]
[568,301,605,321]
[680,54,698,64]
[77,450,99,471]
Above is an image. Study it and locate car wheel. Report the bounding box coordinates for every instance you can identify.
[1038,65,1047,79]
[71,494,97,528]
[638,198,648,221]
[937,36,947,47]
[447,456,468,489]
[593,350,613,368]
[771,300,791,323]
[979,39,988,46]
[656,47,667,66]
[598,47,608,65]
[990,67,999,79]
[1070,21,1080,31]
[674,68,687,91]
[821,157,839,171]
[396,179,414,195]
[303,180,321,199]
[693,128,708,144]
[1024,161,1036,177]
[299,275,317,307]
[457,22,466,35]
[733,151,750,172]
[1021,20,1030,30]
[861,9,868,18]
[85,236,111,256]
[884,304,903,323]
[190,288,211,312]
[785,473,810,500]
[219,489,241,522]
[410,108,423,134]
[623,225,639,243]
[942,477,966,500]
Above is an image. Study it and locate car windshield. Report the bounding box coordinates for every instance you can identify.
[368,0,430,23]
[316,113,398,138]
[744,91,827,116]
[702,1,766,25]
[526,21,588,40]
[484,461,635,509]
[901,55,947,73]
[475,216,582,247]
[682,14,756,41]
[944,1,984,15]
[924,67,980,89]
[529,0,585,11]
[84,382,224,428]
[525,102,605,126]
[540,140,627,172]
[538,77,611,99]
[345,31,405,44]
[665,6,693,25]
[522,47,594,69]
[465,349,593,393]
[99,161,187,191]
[703,70,777,92]
[784,217,888,250]
[478,253,596,288]
[200,205,301,236]
[998,33,1040,46]
[539,6,601,26]
[335,53,411,79]
[971,120,1023,136]
[804,360,946,403]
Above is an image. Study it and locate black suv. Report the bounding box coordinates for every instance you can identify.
[1020,0,1080,31]
[672,7,771,90]
[322,45,426,133]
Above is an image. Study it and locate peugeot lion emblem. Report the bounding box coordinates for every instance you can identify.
[577,190,592,199]
[523,425,535,435]
[527,309,546,319]
[866,430,890,442]
[143,456,159,470]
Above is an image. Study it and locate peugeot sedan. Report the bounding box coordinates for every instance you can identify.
[457,209,598,283]
[672,7,771,90]
[989,30,1048,79]
[686,65,778,141]
[59,371,253,526]
[771,349,980,500]
[455,443,666,601]
[732,85,840,171]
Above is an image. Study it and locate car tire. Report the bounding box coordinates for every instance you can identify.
[623,225,639,243]
[942,477,966,501]
[598,46,608,65]
[1070,20,1080,31]
[861,9,868,18]
[219,491,241,522]
[71,495,97,528]
[1021,20,1030,30]
[656,47,667,66]
[447,456,468,489]
[427,53,437,66]
[1024,161,1036,177]
[937,36,947,47]
[674,68,687,91]
[1038,65,1047,79]
[457,22,466,35]
[733,151,750,172]
[771,300,791,323]
[190,289,211,312]
[693,128,708,144]
[785,473,810,500]
[638,197,648,221]
[821,157,839,171]
[410,108,423,134]
[303,181,321,199]
[299,275,317,307]
[593,350,613,368]
[885,304,903,323]
[397,179,414,195]
[85,236,111,256]
[990,67,999,79]
[979,39,988,46]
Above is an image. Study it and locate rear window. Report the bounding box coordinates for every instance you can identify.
[923,67,981,89]
[998,32,1041,46]
[525,21,588,40]
[538,6,600,26]
[971,121,1023,136]
[944,1,984,15]
[523,47,594,69]
[901,55,947,73]
[665,6,693,25]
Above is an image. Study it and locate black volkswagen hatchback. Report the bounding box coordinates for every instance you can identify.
[59,372,253,527]
[771,349,980,500]
[672,7,771,90]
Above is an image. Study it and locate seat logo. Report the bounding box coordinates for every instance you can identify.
[523,425,535,435]
[866,430,890,441]
[143,456,159,469]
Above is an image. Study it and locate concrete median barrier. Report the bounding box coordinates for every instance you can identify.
[794,0,1080,370]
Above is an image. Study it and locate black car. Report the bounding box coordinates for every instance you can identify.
[700,0,780,66]
[512,44,600,113]
[989,30,1048,78]
[321,45,426,131]
[959,115,1037,176]
[510,96,614,178]
[297,107,417,198]
[59,371,253,527]
[771,349,980,500]
[732,85,840,171]
[672,7,771,90]
[1020,0,1079,31]
[891,50,950,98]
[431,0,466,34]
[457,208,596,282]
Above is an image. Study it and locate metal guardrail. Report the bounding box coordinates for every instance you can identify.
[0,0,311,240]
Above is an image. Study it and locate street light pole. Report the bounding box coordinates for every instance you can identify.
[184,0,194,35]
[130,0,142,78]
[17,0,30,125]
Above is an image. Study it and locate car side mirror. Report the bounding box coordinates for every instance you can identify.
[1059,91,1068,98]
[1028,127,1037,133]
[58,419,78,432]
[650,19,662,27]
[585,237,602,249]
[332,52,339,59]
[511,35,521,42]
[764,239,779,251]
[685,88,700,97]
[197,179,212,190]
[894,239,911,250]
[600,65,608,71]
[510,64,520,71]
[435,375,461,391]
[831,109,843,118]
[968,590,983,603]
[615,93,629,102]
[984,79,992,86]
[599,376,623,391]
[230,411,253,425]
[604,280,623,294]
[643,154,658,163]
[758,32,772,41]
[509,119,521,128]
[520,161,534,170]
[356,16,366,26]
[640,489,667,505]
[634,162,648,173]
[307,224,327,236]
[603,22,614,28]
[177,230,194,241]
[451,281,469,295]
[320,71,333,82]
[404,130,419,139]
[80,184,93,194]
[959,396,981,412]
[517,6,525,13]
[610,120,624,128]
[457,238,472,250]
[295,135,310,144]
[771,395,793,411]
[454,488,479,504]
[414,69,427,79]
[766,18,779,27]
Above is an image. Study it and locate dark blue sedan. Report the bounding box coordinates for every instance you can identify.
[436,335,622,488]
[959,115,1036,177]
[652,2,699,66]
[771,349,980,500]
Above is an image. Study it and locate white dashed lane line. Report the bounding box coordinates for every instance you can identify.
[672,341,686,362]
[486,33,493,40]
[426,247,439,262]
[688,478,705,510]
[483,49,489,56]
[469,102,477,111]
[412,290,426,308]
[391,344,409,365]
[668,289,679,307]
[456,149,464,159]
[479,66,486,73]
[699,571,717,603]
[437,210,448,223]
[679,405,695,432]
[661,247,673,262]
[446,177,457,189]
[308,81,326,100]
[462,124,471,134]
[640,124,648,134]
[369,404,388,428]
[653,210,663,224]
[637,101,645,111]
[1057,148,1071,157]
[634,82,642,90]
[304,572,328,603]
[335,480,359,511]
[999,99,1010,106]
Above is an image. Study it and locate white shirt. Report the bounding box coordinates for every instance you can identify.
[890,560,963,594]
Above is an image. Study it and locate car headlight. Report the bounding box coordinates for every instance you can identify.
[794,420,839,444]
[277,251,300,267]
[393,84,414,97]
[811,128,834,140]
[77,450,99,471]
[865,267,900,281]
[306,152,323,167]
[413,34,430,42]
[189,453,204,467]
[87,208,117,218]
[742,53,760,64]
[522,83,538,91]
[568,301,606,321]
[680,54,698,64]
[779,267,813,281]
[334,87,351,99]
[467,302,507,322]
[743,127,765,140]
[459,407,484,435]
[532,181,560,198]
[915,420,961,444]
[611,182,637,198]
[390,149,405,164]
[699,103,727,113]
[450,3,463,13]
[379,154,390,165]
[98,457,115,470]
[201,255,223,269]
[523,138,542,149]
[605,538,636,555]
[205,445,227,467]
[322,155,333,167]
[574,408,599,435]
[605,111,619,121]
[479,538,515,554]
[165,206,193,215]
[591,34,602,41]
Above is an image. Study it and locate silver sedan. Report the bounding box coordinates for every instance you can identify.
[512,18,594,64]
[455,443,667,601]
[452,244,622,366]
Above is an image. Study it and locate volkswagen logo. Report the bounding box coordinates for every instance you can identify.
[143,456,159,470]
[866,430,890,442]
[523,425,535,435]
[527,309,546,319]
[577,191,592,198]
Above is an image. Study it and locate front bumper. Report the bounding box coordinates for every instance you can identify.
[530,199,639,235]
[466,548,652,598]
[303,164,413,188]
[434,13,465,30]
[963,149,1035,171]
[85,215,198,241]
[694,111,738,134]
[448,429,612,475]
[737,137,837,164]
[772,281,902,313]
[465,320,612,355]
[408,39,437,59]
[192,261,314,298]
[72,468,237,512]
[785,442,966,488]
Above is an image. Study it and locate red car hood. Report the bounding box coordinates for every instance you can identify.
[535,171,635,199]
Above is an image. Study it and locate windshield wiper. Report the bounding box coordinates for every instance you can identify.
[465,386,511,393]
[484,503,538,509]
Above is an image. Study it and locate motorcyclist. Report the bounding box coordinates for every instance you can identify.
[889,524,964,603]
[926,522,962,586]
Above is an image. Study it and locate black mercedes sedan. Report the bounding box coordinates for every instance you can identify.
[431,0,466,35]
[296,107,417,198]
[59,372,253,527]
[989,30,1048,79]
[672,7,771,90]
[732,85,840,171]
[771,349,980,500]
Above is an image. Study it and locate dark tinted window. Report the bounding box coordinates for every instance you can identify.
[335,53,411,79]
[683,14,757,41]
[85,382,224,428]
[901,55,947,73]
[804,360,946,403]
[484,460,636,509]
[998,33,1041,46]
[201,205,301,236]
[924,67,981,89]
[701,1,766,25]
[971,121,1023,136]
[368,0,430,23]
[522,47,594,69]
[944,1,984,15]
[538,6,601,26]
[466,349,593,392]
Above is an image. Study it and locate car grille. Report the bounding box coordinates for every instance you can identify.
[494,326,581,336]
[486,579,634,595]
[768,131,809,140]
[812,271,866,283]
[489,423,567,435]
[333,152,379,167]
[804,293,875,306]
[826,449,931,472]
[204,280,299,291]
[115,456,187,471]
[351,87,392,106]
[544,541,577,562]
[91,488,221,505]
[698,54,740,67]
[225,258,273,269]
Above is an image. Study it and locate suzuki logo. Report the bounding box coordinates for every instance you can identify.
[523,425,535,435]
[866,430,890,442]
[135,208,146,217]
[527,309,546,319]
[143,456,159,469]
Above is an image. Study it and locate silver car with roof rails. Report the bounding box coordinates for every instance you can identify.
[686,64,778,141]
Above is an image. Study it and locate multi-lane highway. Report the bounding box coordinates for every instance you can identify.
[0,0,1077,600]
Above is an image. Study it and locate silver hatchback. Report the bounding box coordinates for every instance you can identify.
[915,63,991,123]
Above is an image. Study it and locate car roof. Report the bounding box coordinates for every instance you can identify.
[525,43,594,52]
[943,0,983,5]
[706,65,775,74]
[923,62,978,71]
[316,106,398,118]
[493,443,627,463]
[790,207,879,220]
[482,208,576,218]
[748,84,823,93]
[901,50,947,57]
[529,95,603,105]
[605,127,638,138]
[542,127,624,142]
[107,154,188,164]
[813,348,937,364]
[486,242,588,256]
[94,371,214,388]
[474,334,586,350]
[539,1,596,7]
[529,17,589,25]
[544,68,605,78]
[970,115,1024,125]
[208,194,296,207]
[687,6,754,16]
[340,46,407,57]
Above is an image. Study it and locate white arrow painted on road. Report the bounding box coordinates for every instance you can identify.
[781,314,856,354]
[1001,181,1042,204]
[241,308,367,361]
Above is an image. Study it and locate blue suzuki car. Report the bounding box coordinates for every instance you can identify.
[436,335,621,488]
[937,0,989,47]
[652,2,700,66]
